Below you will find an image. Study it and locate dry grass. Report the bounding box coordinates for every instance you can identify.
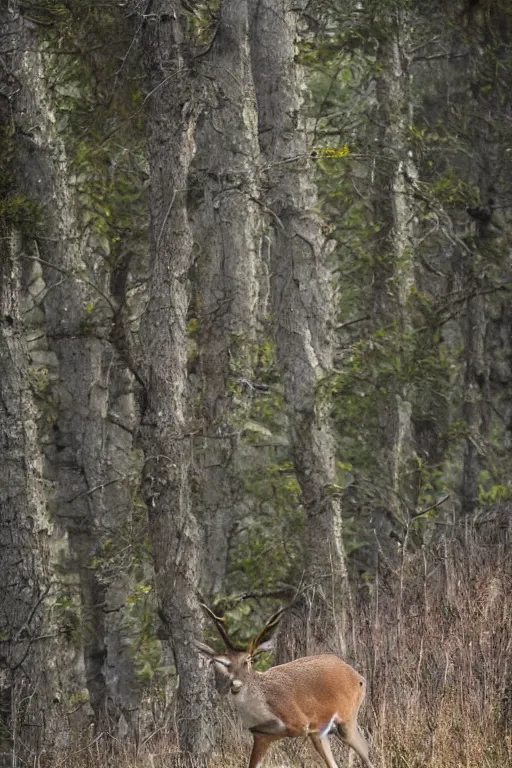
[45,509,512,767]
[357,507,512,768]
[54,732,328,768]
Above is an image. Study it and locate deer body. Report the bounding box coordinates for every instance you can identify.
[242,655,365,736]
[197,607,375,768]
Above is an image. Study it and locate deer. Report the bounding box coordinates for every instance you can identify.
[196,605,375,768]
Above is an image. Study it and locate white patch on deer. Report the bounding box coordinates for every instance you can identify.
[319,713,337,738]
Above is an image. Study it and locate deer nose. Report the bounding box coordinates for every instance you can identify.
[231,679,243,695]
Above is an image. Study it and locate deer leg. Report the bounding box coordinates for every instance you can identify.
[248,733,279,768]
[336,723,374,768]
[309,734,339,768]
[250,717,287,735]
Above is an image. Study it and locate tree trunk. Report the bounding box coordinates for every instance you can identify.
[0,232,82,764]
[370,22,419,549]
[0,7,93,759]
[140,3,213,760]
[1,2,142,746]
[249,0,350,660]
[190,0,262,595]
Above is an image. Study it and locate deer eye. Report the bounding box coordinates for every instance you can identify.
[214,656,232,668]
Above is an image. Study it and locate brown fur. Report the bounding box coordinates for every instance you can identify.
[250,654,366,736]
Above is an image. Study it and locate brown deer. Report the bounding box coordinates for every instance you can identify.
[196,605,374,768]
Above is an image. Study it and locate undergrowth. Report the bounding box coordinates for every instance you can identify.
[42,507,512,768]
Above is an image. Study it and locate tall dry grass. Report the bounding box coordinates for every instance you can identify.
[44,507,511,767]
[357,505,512,768]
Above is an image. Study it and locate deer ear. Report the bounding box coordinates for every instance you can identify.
[253,638,274,654]
[195,640,217,658]
[249,607,285,655]
[212,656,232,668]
[250,638,275,661]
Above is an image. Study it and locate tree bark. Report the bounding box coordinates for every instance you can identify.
[249,0,350,660]
[0,7,93,759]
[1,2,141,745]
[190,0,262,595]
[370,21,419,547]
[0,232,81,764]
[140,3,213,760]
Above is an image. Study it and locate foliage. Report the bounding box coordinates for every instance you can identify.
[226,338,304,598]
[299,0,512,545]
[4,0,512,759]
[38,0,147,260]
[0,129,40,234]
[127,582,174,684]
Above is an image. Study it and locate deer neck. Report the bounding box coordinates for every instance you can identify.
[230,673,276,729]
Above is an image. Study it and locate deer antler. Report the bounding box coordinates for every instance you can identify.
[200,603,246,651]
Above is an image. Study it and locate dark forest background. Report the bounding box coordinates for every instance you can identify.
[1,1,511,766]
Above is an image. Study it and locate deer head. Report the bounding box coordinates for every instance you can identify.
[196,604,284,695]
